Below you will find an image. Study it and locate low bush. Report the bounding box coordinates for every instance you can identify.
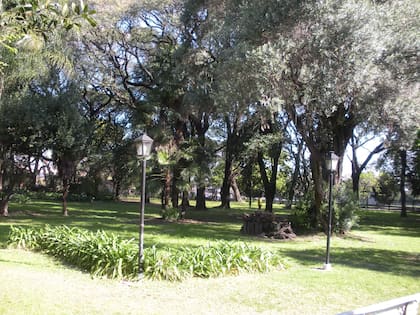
[8,226,284,281]
[333,185,359,233]
[160,207,180,221]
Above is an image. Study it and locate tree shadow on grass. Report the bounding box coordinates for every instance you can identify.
[355,211,420,238]
[281,247,420,277]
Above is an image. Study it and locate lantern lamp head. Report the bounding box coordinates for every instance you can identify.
[326,151,339,172]
[134,133,154,158]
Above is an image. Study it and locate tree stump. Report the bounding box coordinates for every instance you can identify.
[241,211,296,239]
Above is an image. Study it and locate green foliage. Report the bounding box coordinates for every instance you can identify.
[333,184,360,234]
[160,207,180,221]
[8,225,138,279]
[144,242,284,281]
[291,190,314,232]
[8,225,284,281]
[359,172,379,201]
[10,192,31,204]
[375,172,399,206]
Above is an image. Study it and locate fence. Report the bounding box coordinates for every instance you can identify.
[336,293,420,315]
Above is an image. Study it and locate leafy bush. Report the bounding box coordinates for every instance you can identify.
[160,207,180,221]
[8,226,284,281]
[9,225,137,279]
[10,193,31,204]
[333,185,359,233]
[291,191,313,231]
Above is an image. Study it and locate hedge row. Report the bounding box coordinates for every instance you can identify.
[8,225,284,281]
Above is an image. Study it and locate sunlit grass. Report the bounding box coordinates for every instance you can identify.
[0,199,419,314]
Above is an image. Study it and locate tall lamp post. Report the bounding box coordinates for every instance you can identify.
[134,133,153,278]
[324,151,339,271]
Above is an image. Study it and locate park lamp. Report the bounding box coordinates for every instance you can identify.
[326,151,339,172]
[134,133,154,159]
[133,133,153,279]
[324,151,339,271]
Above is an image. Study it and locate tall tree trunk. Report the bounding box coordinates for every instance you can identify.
[0,159,3,191]
[171,166,180,209]
[0,192,12,216]
[400,149,407,217]
[196,186,206,210]
[231,176,242,202]
[62,178,69,216]
[162,168,171,209]
[310,156,324,228]
[351,136,385,199]
[286,140,303,209]
[190,113,209,211]
[220,154,232,208]
[114,180,121,201]
[257,150,279,213]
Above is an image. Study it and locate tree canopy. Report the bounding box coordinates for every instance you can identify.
[1,0,419,224]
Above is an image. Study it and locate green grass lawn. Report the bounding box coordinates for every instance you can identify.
[0,199,419,315]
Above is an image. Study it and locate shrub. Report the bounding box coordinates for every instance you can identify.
[333,185,359,233]
[160,207,180,221]
[291,191,313,232]
[10,193,31,204]
[8,226,284,281]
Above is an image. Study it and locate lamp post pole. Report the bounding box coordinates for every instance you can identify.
[324,166,334,270]
[139,156,146,277]
[324,151,338,271]
[134,133,153,279]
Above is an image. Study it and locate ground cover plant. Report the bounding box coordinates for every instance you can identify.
[8,225,283,280]
[0,199,419,314]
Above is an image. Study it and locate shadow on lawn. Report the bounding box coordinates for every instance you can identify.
[281,247,420,277]
[356,211,420,238]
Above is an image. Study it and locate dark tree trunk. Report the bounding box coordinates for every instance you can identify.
[58,157,76,217]
[400,149,407,217]
[286,140,303,209]
[0,192,12,216]
[196,186,206,210]
[114,180,121,201]
[171,167,180,209]
[162,168,171,209]
[231,176,242,202]
[62,178,69,216]
[351,136,385,200]
[257,150,280,213]
[220,156,232,209]
[190,113,209,211]
[181,190,190,208]
[310,156,323,228]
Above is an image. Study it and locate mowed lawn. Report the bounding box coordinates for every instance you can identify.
[0,199,419,315]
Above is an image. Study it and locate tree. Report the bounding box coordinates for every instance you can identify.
[0,0,96,94]
[408,130,420,197]
[350,133,385,199]
[242,0,418,227]
[375,172,399,209]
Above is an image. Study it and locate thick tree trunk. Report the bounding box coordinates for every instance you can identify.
[62,178,69,216]
[191,113,209,211]
[231,176,242,202]
[0,192,12,216]
[181,190,190,208]
[171,166,180,208]
[161,168,171,209]
[114,180,121,201]
[351,137,384,200]
[286,140,303,209]
[196,186,206,210]
[310,156,324,229]
[257,151,279,213]
[220,156,232,209]
[400,149,407,217]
